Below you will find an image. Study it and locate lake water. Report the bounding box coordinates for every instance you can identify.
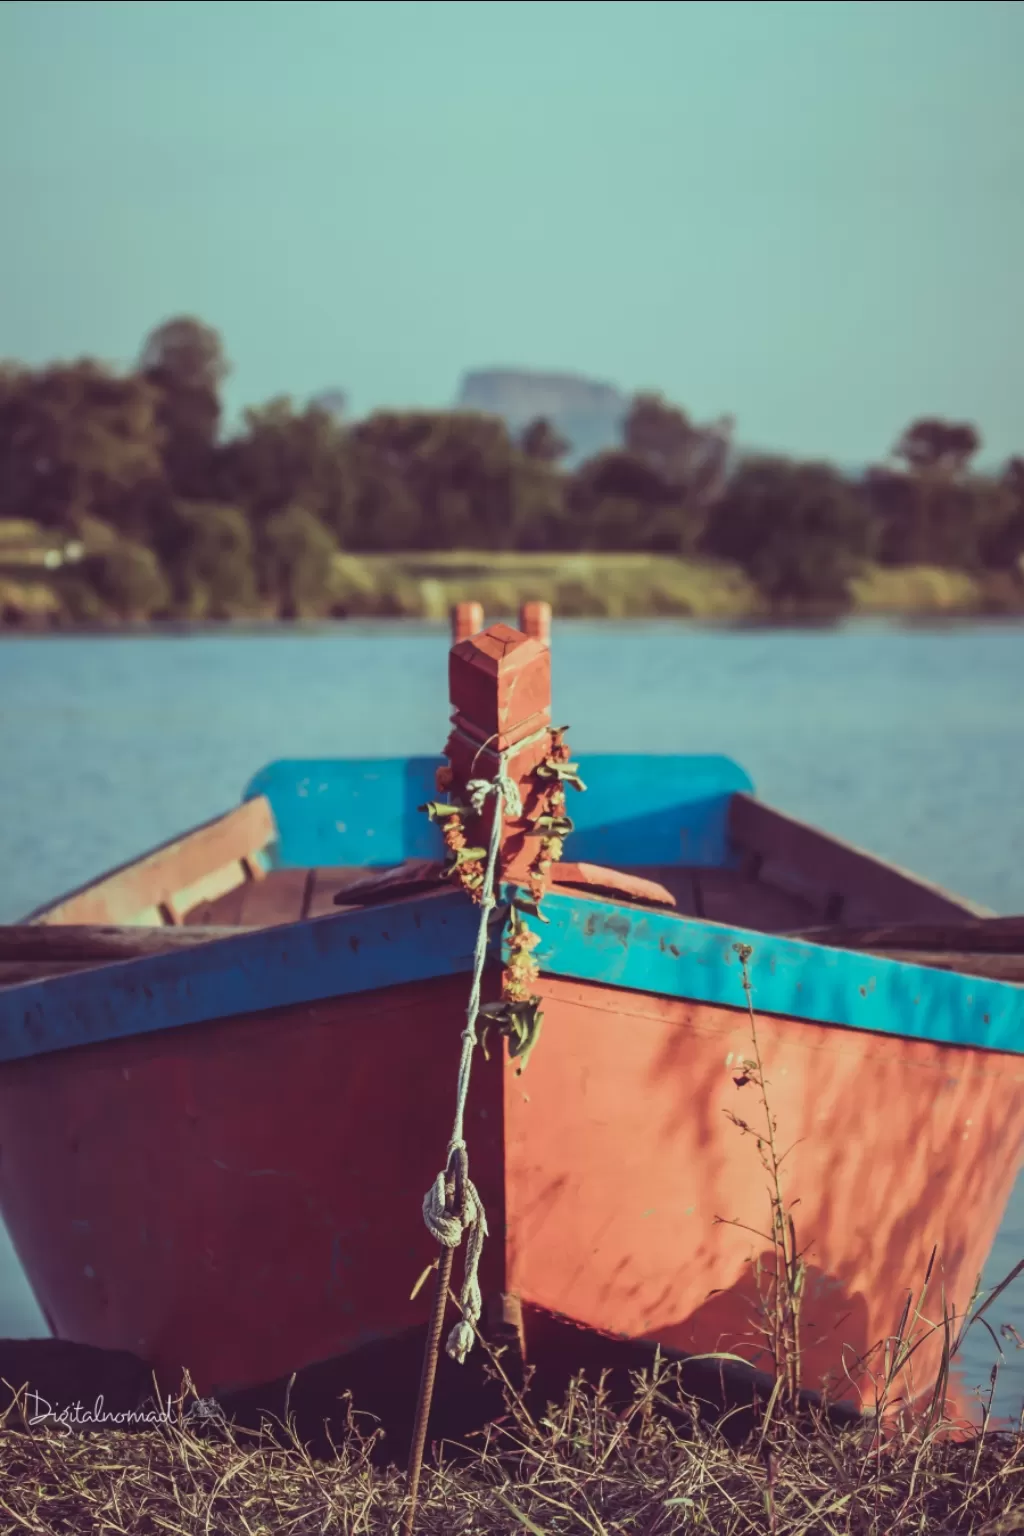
[1,620,1023,1413]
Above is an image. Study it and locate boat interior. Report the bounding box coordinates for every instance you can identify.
[3,746,1021,991]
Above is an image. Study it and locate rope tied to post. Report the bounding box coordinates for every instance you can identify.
[420,741,525,1364]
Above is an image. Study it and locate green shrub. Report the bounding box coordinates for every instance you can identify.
[77,542,171,620]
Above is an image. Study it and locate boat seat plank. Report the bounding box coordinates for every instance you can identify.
[307,868,371,917]
[790,915,1024,954]
[183,866,379,927]
[184,868,310,928]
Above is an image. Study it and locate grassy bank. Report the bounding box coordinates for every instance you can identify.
[332,551,1024,621]
[2,542,1024,628]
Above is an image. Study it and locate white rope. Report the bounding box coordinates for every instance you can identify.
[421,723,549,1363]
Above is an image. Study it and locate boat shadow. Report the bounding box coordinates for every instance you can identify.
[214,1265,872,1466]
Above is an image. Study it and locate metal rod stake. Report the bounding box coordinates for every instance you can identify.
[402,1246,455,1536]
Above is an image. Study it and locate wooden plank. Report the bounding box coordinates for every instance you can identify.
[728,794,992,925]
[0,926,245,962]
[868,951,1024,984]
[693,868,817,933]
[27,798,277,927]
[184,868,310,927]
[790,915,1024,954]
[315,860,683,914]
[236,869,314,927]
[306,867,377,917]
[0,961,107,986]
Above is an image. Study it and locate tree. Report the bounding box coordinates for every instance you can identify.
[623,394,734,505]
[138,317,228,498]
[703,457,875,607]
[219,397,357,542]
[1004,456,1024,499]
[257,504,337,618]
[567,450,707,553]
[892,418,980,479]
[158,501,257,618]
[0,361,164,532]
[351,411,525,549]
[868,419,1001,568]
[347,445,422,550]
[520,417,570,464]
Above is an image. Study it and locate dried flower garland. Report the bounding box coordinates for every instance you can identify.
[420,726,587,1071]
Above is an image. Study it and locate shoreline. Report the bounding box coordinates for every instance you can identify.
[3,611,1024,640]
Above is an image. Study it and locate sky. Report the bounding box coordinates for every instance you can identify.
[1,0,1023,466]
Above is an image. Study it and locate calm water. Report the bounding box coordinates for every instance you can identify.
[1,621,1023,1410]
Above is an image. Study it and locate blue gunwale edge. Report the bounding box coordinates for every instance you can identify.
[526,891,1024,1058]
[0,887,1020,1066]
[0,893,482,1066]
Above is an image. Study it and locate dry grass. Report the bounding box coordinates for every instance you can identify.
[1,1360,1023,1536]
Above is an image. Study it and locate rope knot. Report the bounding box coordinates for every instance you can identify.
[421,1155,489,1362]
[466,760,522,821]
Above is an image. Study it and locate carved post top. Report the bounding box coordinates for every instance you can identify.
[448,623,551,757]
[445,623,553,885]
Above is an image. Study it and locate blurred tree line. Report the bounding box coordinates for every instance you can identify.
[1,315,1022,621]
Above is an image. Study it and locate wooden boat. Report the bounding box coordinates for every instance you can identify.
[1,601,1022,1430]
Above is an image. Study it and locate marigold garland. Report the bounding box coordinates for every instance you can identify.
[502,912,542,1002]
[422,725,587,1070]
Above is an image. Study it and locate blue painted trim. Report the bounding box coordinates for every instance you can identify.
[243,754,754,870]
[1,887,1019,1069]
[518,891,1024,1058]
[244,758,445,871]
[0,894,482,1065]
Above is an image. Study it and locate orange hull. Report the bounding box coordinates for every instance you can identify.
[507,977,1024,1406]
[1,964,1018,1408]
